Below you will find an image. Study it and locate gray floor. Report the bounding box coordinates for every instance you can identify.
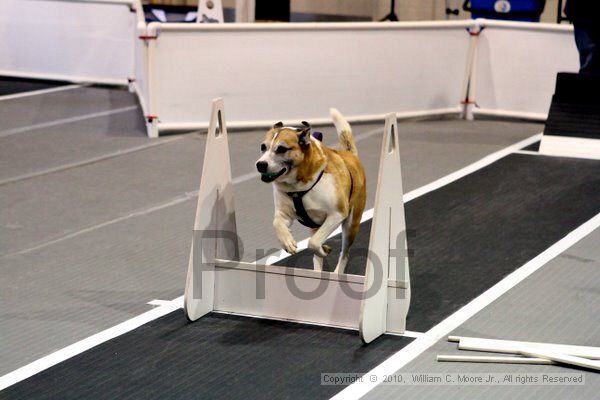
[1,83,572,390]
[365,228,600,400]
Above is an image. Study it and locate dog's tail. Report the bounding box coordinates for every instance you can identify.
[330,108,358,155]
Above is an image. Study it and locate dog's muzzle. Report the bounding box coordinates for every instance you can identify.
[259,167,287,183]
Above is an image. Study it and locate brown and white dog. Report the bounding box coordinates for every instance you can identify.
[255,109,366,273]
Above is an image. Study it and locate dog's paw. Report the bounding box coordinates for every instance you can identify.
[281,237,297,254]
[308,239,331,258]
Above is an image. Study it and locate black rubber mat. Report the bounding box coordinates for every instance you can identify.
[521,140,540,151]
[281,154,600,332]
[544,72,600,139]
[0,313,410,400]
[0,76,67,96]
[545,100,600,139]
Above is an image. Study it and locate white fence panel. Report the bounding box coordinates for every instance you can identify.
[0,0,137,84]
[474,21,578,119]
[145,21,472,134]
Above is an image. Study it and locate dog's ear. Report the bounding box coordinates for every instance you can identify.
[273,121,283,129]
[296,121,311,147]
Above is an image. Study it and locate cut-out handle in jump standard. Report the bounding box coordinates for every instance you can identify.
[184,98,240,321]
[197,0,224,23]
[359,113,410,344]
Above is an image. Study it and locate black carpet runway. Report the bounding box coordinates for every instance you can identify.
[522,140,540,151]
[2,153,599,400]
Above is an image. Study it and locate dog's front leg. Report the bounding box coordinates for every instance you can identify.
[308,212,344,259]
[273,212,297,254]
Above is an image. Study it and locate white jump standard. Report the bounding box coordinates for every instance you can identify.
[184,98,411,343]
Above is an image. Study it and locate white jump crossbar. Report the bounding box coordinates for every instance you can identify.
[183,98,410,343]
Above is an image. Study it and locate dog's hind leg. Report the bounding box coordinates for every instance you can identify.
[310,228,330,271]
[334,219,351,274]
[334,209,361,274]
[313,254,324,271]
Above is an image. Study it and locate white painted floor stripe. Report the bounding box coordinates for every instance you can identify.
[0,136,182,187]
[515,149,541,156]
[0,131,542,390]
[147,299,175,307]
[0,105,139,138]
[331,211,600,400]
[0,84,82,102]
[401,331,423,339]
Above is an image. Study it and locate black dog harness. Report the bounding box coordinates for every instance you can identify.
[286,169,325,229]
[285,131,353,229]
[286,169,354,229]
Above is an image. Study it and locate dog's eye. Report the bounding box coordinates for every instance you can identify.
[260,143,267,152]
[275,146,289,154]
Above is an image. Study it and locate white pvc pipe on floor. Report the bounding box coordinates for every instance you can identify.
[519,349,600,371]
[454,337,600,360]
[437,354,555,365]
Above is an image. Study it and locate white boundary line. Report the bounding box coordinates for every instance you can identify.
[0,136,182,187]
[0,132,541,390]
[147,299,175,307]
[515,150,540,156]
[331,211,600,400]
[0,84,82,102]
[0,106,139,138]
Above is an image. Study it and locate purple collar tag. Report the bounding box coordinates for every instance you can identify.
[312,131,323,142]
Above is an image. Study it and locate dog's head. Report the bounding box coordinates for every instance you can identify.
[255,121,311,183]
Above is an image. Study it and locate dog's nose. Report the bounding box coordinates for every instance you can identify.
[256,161,268,173]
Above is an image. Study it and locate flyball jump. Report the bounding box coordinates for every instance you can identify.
[184,98,410,343]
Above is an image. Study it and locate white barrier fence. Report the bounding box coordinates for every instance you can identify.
[138,21,472,137]
[0,6,580,137]
[472,20,578,120]
[0,0,139,85]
